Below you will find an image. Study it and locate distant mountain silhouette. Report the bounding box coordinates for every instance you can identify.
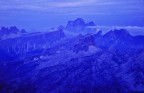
[0,26,26,40]
[65,18,96,32]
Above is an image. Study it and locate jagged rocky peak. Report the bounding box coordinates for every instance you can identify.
[74,18,85,26]
[76,34,95,45]
[104,29,131,39]
[94,30,102,37]
[66,18,85,26]
[86,21,95,26]
[113,29,130,36]
[58,25,65,30]
[72,33,96,53]
[0,26,26,35]
[65,18,96,31]
[0,26,27,40]
[106,29,130,36]
[94,29,144,49]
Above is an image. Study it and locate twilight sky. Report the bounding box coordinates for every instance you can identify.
[0,0,144,31]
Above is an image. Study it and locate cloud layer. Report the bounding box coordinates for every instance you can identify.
[0,0,144,15]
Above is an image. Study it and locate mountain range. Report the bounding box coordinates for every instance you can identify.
[0,18,144,93]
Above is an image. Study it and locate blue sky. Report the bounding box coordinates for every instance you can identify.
[0,0,144,31]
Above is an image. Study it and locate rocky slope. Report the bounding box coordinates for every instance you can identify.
[0,29,65,62]
[0,26,144,93]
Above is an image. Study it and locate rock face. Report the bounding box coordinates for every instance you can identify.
[94,29,144,49]
[65,18,96,32]
[0,29,65,62]
[0,26,144,93]
[86,21,95,26]
[72,34,96,53]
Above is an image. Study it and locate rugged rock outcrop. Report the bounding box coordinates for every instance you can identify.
[94,29,144,49]
[65,18,96,32]
[0,29,65,62]
[0,26,26,40]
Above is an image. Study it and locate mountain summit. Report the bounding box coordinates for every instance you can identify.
[65,18,96,32]
[0,26,26,40]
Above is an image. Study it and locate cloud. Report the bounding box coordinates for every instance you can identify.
[49,0,96,7]
[0,0,96,8]
[0,0,97,13]
[0,0,143,15]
